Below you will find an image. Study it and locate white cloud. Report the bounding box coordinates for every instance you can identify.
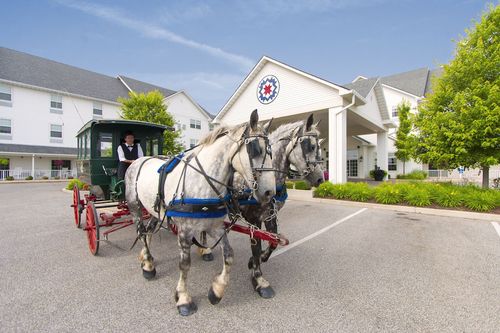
[54,0,254,71]
[159,2,213,24]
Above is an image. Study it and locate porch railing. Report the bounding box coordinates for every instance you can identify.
[424,169,500,187]
[0,169,77,180]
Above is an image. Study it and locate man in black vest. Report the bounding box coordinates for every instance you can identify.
[117,131,144,180]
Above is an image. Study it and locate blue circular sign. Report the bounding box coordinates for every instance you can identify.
[257,75,280,104]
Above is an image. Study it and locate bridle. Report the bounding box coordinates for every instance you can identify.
[230,125,275,192]
[281,129,324,177]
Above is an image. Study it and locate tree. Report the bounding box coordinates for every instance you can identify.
[118,90,184,155]
[413,5,500,188]
[394,101,413,175]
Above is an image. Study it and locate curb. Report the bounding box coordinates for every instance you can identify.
[287,189,500,222]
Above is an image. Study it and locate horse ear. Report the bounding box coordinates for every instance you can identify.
[292,125,302,138]
[318,138,325,147]
[263,118,274,134]
[306,114,314,132]
[250,109,259,131]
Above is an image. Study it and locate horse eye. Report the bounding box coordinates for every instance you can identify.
[311,145,316,151]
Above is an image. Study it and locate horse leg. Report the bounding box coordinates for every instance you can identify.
[175,228,197,316]
[248,218,275,299]
[208,232,233,305]
[197,231,214,261]
[137,221,156,280]
[260,215,278,263]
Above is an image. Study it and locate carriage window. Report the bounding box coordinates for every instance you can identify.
[146,138,159,156]
[85,133,90,158]
[98,132,113,158]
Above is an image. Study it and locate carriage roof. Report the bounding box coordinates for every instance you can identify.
[76,119,171,137]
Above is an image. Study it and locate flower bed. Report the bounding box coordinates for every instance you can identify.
[314,181,500,213]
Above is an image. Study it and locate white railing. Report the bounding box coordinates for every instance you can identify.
[424,169,500,187]
[0,169,77,180]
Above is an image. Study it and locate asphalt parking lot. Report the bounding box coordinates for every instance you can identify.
[0,183,499,332]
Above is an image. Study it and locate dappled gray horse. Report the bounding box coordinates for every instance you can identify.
[200,114,325,297]
[125,110,275,316]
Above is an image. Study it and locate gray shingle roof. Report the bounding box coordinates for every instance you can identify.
[0,143,77,155]
[344,77,379,98]
[424,67,444,96]
[0,47,176,103]
[118,75,176,98]
[380,68,430,97]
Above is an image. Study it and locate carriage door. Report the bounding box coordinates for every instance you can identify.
[346,150,358,177]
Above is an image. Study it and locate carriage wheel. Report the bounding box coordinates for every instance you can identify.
[72,185,83,228]
[85,202,100,255]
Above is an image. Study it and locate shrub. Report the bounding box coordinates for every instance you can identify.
[347,183,373,202]
[403,186,432,206]
[374,184,403,204]
[396,170,428,180]
[285,181,294,190]
[66,179,85,190]
[464,191,496,212]
[294,180,311,190]
[25,176,33,180]
[54,176,60,180]
[434,186,463,207]
[5,176,14,181]
[42,176,49,180]
[369,169,387,181]
[314,181,335,197]
[67,176,74,180]
[331,184,352,199]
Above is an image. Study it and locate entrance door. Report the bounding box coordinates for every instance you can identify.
[0,158,9,179]
[346,150,358,177]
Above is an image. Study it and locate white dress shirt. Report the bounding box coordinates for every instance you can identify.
[117,144,144,162]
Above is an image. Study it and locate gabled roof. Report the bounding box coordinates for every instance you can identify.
[118,75,176,98]
[164,90,213,121]
[0,47,177,103]
[0,143,77,156]
[424,67,444,96]
[344,77,379,98]
[215,55,353,122]
[380,67,430,97]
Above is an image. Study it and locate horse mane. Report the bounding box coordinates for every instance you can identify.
[268,121,303,144]
[198,124,246,146]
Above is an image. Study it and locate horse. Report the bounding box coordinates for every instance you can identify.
[199,114,325,298]
[124,110,276,316]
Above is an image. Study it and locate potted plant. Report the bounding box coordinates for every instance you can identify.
[370,166,387,181]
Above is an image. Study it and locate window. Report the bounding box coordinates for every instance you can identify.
[93,102,103,117]
[346,159,358,177]
[190,139,198,148]
[51,160,71,170]
[0,119,12,134]
[50,94,63,113]
[97,132,113,157]
[190,119,201,129]
[0,83,12,106]
[209,123,215,131]
[146,138,159,156]
[391,106,398,118]
[50,124,63,142]
[388,156,397,171]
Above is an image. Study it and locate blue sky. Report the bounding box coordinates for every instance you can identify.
[0,0,493,114]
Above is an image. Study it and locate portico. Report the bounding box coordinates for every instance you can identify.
[214,56,395,183]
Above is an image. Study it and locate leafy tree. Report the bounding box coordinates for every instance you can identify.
[118,90,184,155]
[394,101,413,175]
[413,5,500,188]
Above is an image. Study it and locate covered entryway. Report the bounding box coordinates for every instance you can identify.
[214,56,395,183]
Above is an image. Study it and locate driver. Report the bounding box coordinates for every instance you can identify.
[117,131,144,180]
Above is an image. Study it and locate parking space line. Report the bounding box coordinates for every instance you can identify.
[491,222,500,239]
[271,208,368,258]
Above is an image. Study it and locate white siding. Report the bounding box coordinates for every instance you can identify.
[221,61,343,125]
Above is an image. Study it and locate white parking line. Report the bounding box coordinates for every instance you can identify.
[491,222,500,239]
[271,208,368,258]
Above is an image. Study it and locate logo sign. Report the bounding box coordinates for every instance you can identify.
[257,75,280,104]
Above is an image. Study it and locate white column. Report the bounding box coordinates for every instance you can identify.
[361,145,369,178]
[31,154,35,178]
[377,131,388,180]
[328,107,347,183]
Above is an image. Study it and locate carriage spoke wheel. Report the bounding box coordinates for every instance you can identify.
[72,185,83,228]
[85,202,100,255]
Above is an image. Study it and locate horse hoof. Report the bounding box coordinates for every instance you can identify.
[202,253,214,262]
[256,286,275,299]
[208,287,222,305]
[142,268,156,280]
[177,302,197,316]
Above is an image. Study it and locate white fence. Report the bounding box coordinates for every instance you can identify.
[0,169,77,180]
[424,169,500,188]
